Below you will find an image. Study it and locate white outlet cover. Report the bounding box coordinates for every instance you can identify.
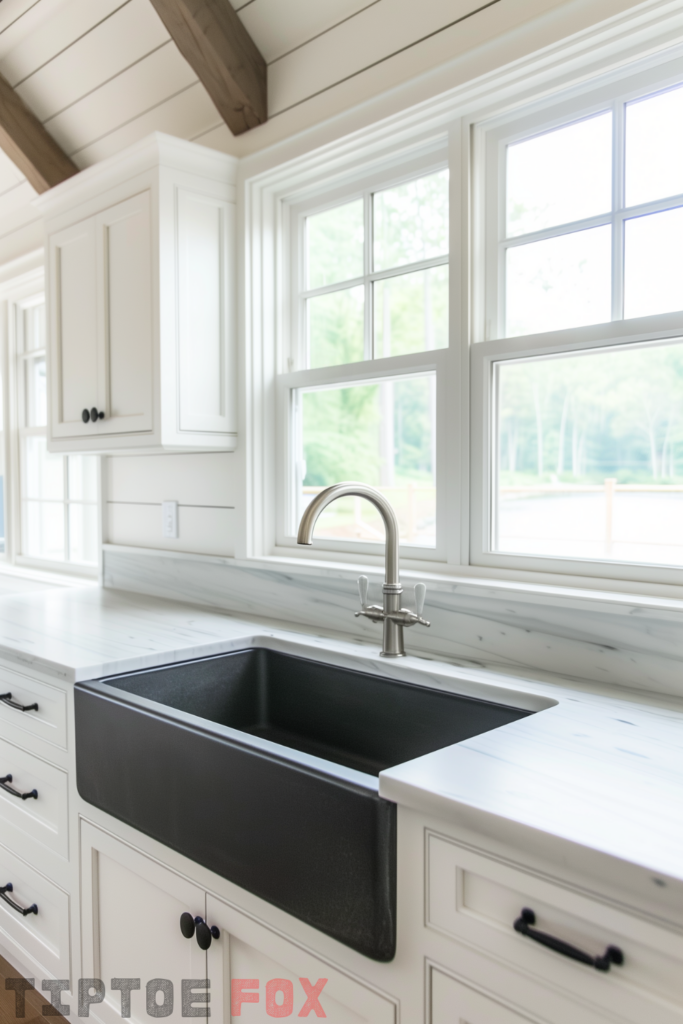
[162,500,178,539]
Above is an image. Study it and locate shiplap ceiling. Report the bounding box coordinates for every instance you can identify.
[0,0,608,264]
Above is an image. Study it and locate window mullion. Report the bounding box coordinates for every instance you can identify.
[612,96,625,321]
[365,190,373,360]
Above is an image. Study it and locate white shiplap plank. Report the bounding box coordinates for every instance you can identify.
[237,0,380,64]
[106,503,236,557]
[15,0,169,122]
[0,219,43,268]
[0,0,46,36]
[0,145,26,195]
[106,453,238,507]
[0,0,129,86]
[47,43,197,154]
[268,0,496,115]
[71,81,220,165]
[0,180,37,224]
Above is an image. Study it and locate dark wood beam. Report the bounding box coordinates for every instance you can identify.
[148,0,267,135]
[0,72,78,193]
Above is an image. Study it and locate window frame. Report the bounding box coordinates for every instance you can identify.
[2,269,100,578]
[470,49,683,586]
[276,145,454,565]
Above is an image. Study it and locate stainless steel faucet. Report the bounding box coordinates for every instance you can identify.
[297,482,430,657]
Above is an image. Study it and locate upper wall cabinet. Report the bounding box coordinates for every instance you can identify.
[34,133,237,453]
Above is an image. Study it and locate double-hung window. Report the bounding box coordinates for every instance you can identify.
[12,291,98,571]
[472,55,683,584]
[279,159,449,561]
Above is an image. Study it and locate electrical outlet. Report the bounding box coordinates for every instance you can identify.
[162,500,178,539]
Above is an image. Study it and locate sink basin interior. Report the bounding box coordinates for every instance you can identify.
[103,647,532,776]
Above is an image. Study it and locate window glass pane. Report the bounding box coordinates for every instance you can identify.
[68,455,98,502]
[22,302,45,353]
[373,170,448,271]
[506,113,612,238]
[495,341,683,566]
[624,207,683,319]
[306,200,364,290]
[24,501,64,560]
[506,225,611,337]
[625,85,683,208]
[298,375,436,547]
[25,356,47,427]
[23,437,64,501]
[69,503,98,564]
[307,286,364,368]
[374,266,448,357]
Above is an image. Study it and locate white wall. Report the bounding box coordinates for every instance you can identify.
[104,453,239,556]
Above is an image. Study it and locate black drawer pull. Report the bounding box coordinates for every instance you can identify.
[514,908,623,971]
[0,693,38,713]
[0,883,37,917]
[179,912,220,949]
[0,774,37,800]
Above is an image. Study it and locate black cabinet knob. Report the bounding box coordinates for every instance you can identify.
[179,912,195,939]
[179,913,219,949]
[91,407,105,421]
[195,920,220,950]
[82,409,90,423]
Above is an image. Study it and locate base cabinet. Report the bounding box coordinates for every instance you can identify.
[80,823,207,1023]
[81,822,397,1023]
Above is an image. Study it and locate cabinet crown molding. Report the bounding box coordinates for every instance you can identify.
[32,132,238,218]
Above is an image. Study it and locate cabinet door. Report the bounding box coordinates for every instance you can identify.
[206,894,396,1023]
[95,192,154,436]
[48,217,99,439]
[81,823,206,1024]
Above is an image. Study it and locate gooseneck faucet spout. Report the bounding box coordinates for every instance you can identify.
[297,482,430,657]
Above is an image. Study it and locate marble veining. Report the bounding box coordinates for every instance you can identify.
[104,547,683,699]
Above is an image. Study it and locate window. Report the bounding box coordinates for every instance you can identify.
[280,164,449,558]
[13,294,98,570]
[474,58,683,582]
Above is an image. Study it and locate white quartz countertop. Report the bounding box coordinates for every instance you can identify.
[2,584,682,915]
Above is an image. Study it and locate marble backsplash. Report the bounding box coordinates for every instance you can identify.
[102,546,683,701]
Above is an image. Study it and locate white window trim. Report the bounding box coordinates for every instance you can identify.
[240,0,683,600]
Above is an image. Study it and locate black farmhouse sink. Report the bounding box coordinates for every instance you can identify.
[75,647,531,961]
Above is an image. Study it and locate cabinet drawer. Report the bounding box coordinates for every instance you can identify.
[0,737,68,861]
[431,968,535,1024]
[0,669,67,751]
[0,843,70,981]
[427,832,683,1024]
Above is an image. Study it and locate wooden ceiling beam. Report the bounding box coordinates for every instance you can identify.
[0,72,78,193]
[148,0,267,135]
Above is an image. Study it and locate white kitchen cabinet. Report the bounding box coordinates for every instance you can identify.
[36,132,237,454]
[80,822,208,1024]
[80,821,397,1024]
[206,894,397,1023]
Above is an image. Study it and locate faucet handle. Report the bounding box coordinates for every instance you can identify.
[358,575,369,608]
[415,583,426,617]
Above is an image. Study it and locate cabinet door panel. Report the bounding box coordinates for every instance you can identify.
[49,218,99,438]
[177,189,234,434]
[206,895,395,1023]
[81,822,206,1024]
[97,192,154,435]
